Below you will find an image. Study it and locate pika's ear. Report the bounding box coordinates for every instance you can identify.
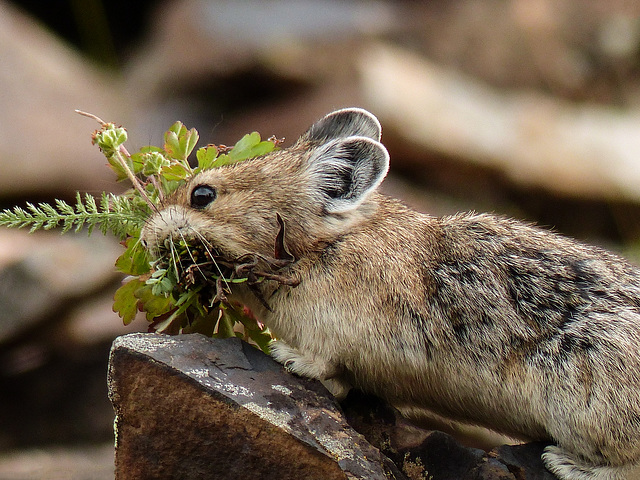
[300,108,382,144]
[308,136,389,214]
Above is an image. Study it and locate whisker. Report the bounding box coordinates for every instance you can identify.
[177,229,209,283]
[168,236,180,281]
[190,227,231,292]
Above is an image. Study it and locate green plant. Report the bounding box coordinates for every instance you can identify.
[0,111,282,352]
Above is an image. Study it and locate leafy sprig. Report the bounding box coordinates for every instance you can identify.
[0,111,283,352]
[0,192,148,238]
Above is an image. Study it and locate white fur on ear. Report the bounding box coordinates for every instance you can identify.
[302,108,382,144]
[307,135,390,214]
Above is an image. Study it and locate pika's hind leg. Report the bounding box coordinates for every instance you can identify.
[542,445,635,480]
[269,340,351,398]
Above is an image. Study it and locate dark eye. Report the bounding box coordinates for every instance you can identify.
[190,185,217,209]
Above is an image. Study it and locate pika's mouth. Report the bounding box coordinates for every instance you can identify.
[149,213,299,309]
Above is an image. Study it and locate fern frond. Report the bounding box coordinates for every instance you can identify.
[0,192,149,239]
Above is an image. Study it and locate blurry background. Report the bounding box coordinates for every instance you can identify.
[2,0,640,477]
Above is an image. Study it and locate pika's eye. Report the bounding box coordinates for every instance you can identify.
[190,185,217,209]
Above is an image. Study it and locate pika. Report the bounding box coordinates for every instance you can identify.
[141,108,640,480]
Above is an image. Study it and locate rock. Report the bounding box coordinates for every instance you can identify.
[489,443,557,480]
[467,459,516,480]
[342,391,492,480]
[390,2,640,105]
[108,333,400,480]
[125,0,396,103]
[120,0,399,153]
[400,431,487,480]
[0,338,116,449]
[108,333,560,480]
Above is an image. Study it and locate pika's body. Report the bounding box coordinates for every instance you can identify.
[142,108,640,480]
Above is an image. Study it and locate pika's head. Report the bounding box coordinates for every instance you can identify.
[140,108,389,262]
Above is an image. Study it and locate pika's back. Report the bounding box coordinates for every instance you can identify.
[416,212,640,363]
[434,212,640,333]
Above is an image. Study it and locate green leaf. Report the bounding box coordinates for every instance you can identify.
[253,141,276,157]
[164,128,181,159]
[115,236,150,275]
[226,132,277,164]
[164,121,199,162]
[228,132,260,162]
[113,278,144,325]
[183,127,199,159]
[147,266,178,297]
[195,145,219,171]
[221,304,274,353]
[248,328,275,353]
[135,284,174,321]
[216,307,237,339]
[55,198,74,216]
[182,310,219,337]
[0,192,146,239]
[209,153,233,168]
[155,277,175,296]
[107,155,130,182]
[161,163,190,181]
[151,288,202,333]
[1,114,284,350]
[159,177,182,197]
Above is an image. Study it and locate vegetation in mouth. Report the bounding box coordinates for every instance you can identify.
[145,212,299,344]
[161,213,300,306]
[0,111,290,353]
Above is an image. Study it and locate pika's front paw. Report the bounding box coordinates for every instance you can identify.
[270,341,351,398]
[269,340,327,379]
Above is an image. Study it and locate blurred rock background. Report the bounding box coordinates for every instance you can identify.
[1,0,640,478]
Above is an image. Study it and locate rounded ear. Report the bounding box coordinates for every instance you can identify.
[300,108,382,144]
[307,136,389,214]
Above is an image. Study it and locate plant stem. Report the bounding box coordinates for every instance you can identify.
[113,148,159,213]
[76,109,159,213]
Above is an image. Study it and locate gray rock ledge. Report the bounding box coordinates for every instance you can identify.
[108,333,399,480]
[108,333,557,480]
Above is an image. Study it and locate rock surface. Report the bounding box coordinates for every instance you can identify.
[109,333,558,480]
[4,2,640,477]
[108,333,400,480]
